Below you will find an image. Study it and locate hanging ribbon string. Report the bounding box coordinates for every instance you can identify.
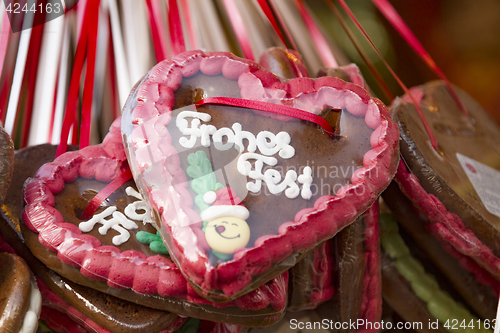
[222,0,255,61]
[332,0,438,150]
[15,8,46,148]
[256,0,294,50]
[325,0,393,102]
[180,0,197,50]
[145,0,168,61]
[79,2,100,149]
[371,0,469,119]
[195,97,335,137]
[294,0,338,68]
[57,0,101,157]
[80,168,133,220]
[168,0,186,56]
[256,0,303,76]
[0,11,11,121]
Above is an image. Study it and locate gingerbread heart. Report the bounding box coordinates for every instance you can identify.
[121,50,399,300]
[21,120,288,327]
[0,125,14,204]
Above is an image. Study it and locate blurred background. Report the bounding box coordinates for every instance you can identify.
[311,0,500,123]
[1,0,499,144]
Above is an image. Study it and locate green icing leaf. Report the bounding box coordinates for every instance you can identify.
[136,231,169,255]
[195,195,210,213]
[186,151,212,180]
[174,318,201,333]
[186,151,224,212]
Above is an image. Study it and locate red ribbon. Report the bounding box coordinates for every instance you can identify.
[145,0,168,61]
[222,0,254,61]
[334,0,438,151]
[294,0,338,68]
[371,0,469,119]
[79,0,100,149]
[56,0,101,157]
[168,0,186,56]
[80,168,133,220]
[195,97,335,137]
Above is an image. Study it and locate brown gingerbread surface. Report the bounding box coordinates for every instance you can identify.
[393,80,500,256]
[0,252,32,333]
[0,144,180,333]
[0,126,14,205]
[169,72,373,247]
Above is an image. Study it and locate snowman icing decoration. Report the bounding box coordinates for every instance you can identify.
[201,188,250,260]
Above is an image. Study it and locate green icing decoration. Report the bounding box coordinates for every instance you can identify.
[212,249,234,261]
[38,321,51,332]
[136,231,169,255]
[186,151,224,213]
[174,318,201,333]
[380,213,491,333]
[411,274,439,302]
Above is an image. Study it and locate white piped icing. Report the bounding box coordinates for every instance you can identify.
[125,187,149,222]
[80,207,139,246]
[19,277,41,333]
[79,187,150,245]
[177,111,294,157]
[203,191,217,204]
[298,167,313,200]
[176,111,314,199]
[201,205,250,222]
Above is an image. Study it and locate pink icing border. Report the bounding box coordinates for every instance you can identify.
[308,240,334,306]
[21,118,287,314]
[395,159,500,289]
[124,50,399,298]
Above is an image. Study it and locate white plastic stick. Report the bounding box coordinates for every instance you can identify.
[108,0,131,108]
[51,18,71,144]
[28,15,65,145]
[4,12,34,136]
[122,0,153,85]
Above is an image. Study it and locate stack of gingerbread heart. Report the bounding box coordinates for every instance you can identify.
[1,47,400,333]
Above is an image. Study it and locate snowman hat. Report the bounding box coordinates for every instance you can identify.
[201,188,249,222]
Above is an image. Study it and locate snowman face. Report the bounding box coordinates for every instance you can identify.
[205,216,251,254]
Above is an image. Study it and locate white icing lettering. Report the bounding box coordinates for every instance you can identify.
[176,111,294,157]
[237,153,312,199]
[256,131,295,158]
[200,124,217,147]
[125,187,149,222]
[79,188,152,245]
[232,123,257,153]
[176,110,313,200]
[212,126,235,151]
[79,206,138,246]
[237,153,277,193]
[177,111,211,148]
[298,166,313,200]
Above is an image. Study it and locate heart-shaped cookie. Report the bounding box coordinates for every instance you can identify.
[121,50,399,300]
[0,251,41,333]
[0,125,14,204]
[385,80,500,320]
[1,143,186,333]
[21,120,288,326]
